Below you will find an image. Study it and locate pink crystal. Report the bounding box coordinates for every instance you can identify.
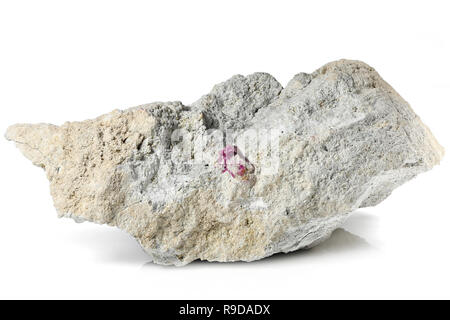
[219,145,251,178]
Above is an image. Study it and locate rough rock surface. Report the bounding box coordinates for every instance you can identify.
[5,60,444,266]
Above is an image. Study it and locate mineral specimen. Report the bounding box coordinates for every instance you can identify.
[5,60,444,265]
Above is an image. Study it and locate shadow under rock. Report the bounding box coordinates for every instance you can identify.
[68,210,377,267]
[66,225,150,265]
[342,210,380,238]
[143,226,374,268]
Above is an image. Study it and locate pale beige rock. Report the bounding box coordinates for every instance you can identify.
[6,107,157,223]
[5,60,444,265]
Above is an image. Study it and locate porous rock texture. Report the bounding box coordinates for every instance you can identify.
[5,60,444,265]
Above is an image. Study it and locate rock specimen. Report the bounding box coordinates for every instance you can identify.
[5,60,444,266]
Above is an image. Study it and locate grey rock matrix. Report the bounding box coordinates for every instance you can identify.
[5,60,444,265]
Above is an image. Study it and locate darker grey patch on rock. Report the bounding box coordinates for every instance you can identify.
[192,72,283,130]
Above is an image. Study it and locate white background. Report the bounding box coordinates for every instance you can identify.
[0,0,449,299]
